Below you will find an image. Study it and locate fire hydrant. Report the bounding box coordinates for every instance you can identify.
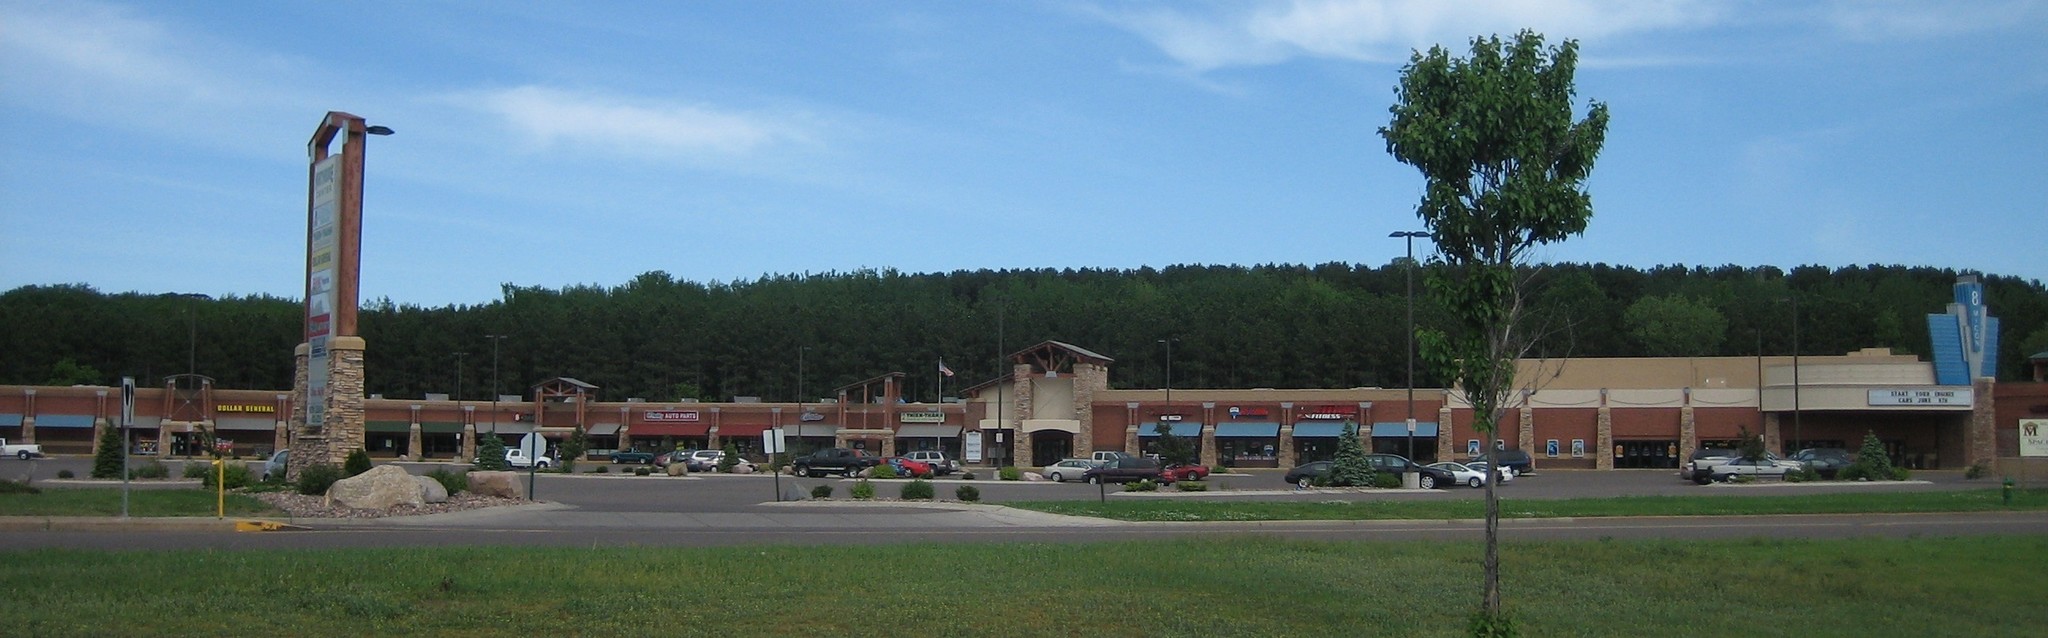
[2003,478,2015,506]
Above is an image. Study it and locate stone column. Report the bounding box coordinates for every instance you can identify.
[1124,425,1139,457]
[1278,424,1296,468]
[1072,363,1104,459]
[407,423,422,460]
[1199,423,1218,468]
[1968,377,1996,468]
[1518,405,1535,469]
[1679,406,1697,460]
[1010,364,1034,468]
[1595,406,1614,470]
[462,424,477,461]
[1762,413,1782,456]
[1440,405,1456,460]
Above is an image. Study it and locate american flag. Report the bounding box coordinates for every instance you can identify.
[938,360,954,377]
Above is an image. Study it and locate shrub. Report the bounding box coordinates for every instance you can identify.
[182,463,211,479]
[0,479,40,494]
[1965,461,1990,480]
[476,435,509,470]
[717,443,741,473]
[424,468,468,494]
[1326,423,1376,487]
[295,463,344,496]
[1373,472,1404,489]
[1892,466,1912,481]
[92,423,125,479]
[591,466,608,473]
[343,449,372,477]
[1785,467,1820,483]
[955,485,980,501]
[201,463,252,490]
[1844,431,1897,482]
[999,466,1022,481]
[962,471,978,481]
[901,479,935,500]
[56,469,75,479]
[1469,611,1521,638]
[851,479,875,500]
[634,466,651,476]
[1175,480,1208,492]
[811,484,835,499]
[1126,479,1159,492]
[872,464,899,480]
[130,460,169,479]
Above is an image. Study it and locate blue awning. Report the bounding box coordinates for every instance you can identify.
[0,413,21,427]
[1292,422,1350,437]
[1371,422,1439,438]
[1137,422,1202,437]
[35,414,95,429]
[1215,422,1279,437]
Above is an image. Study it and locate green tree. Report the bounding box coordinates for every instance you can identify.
[46,358,103,386]
[1737,425,1766,462]
[561,426,588,473]
[1149,422,1198,467]
[718,442,741,472]
[1625,294,1727,356]
[477,434,509,470]
[343,449,372,477]
[1325,421,1376,487]
[1380,30,1609,621]
[92,425,125,479]
[1845,431,1898,481]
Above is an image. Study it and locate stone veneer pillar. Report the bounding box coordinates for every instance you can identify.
[462,424,477,462]
[1199,424,1218,468]
[1679,406,1697,460]
[1072,363,1105,460]
[1010,363,1034,468]
[1439,405,1455,460]
[1762,413,1782,456]
[1518,405,1535,470]
[1967,377,1996,468]
[1595,406,1614,470]
[407,423,422,460]
[289,336,367,479]
[1277,425,1296,468]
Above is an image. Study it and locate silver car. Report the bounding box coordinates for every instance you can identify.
[1041,458,1097,482]
[261,450,288,481]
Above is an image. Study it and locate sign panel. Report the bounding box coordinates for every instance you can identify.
[1867,388,1973,406]
[763,427,786,454]
[1299,405,1358,420]
[965,430,984,462]
[2021,419,2048,458]
[216,404,276,414]
[643,410,700,423]
[899,411,944,424]
[120,377,135,428]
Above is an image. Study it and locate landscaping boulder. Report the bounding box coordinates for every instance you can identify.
[666,464,688,477]
[730,463,754,474]
[414,475,449,503]
[327,465,425,510]
[466,470,526,499]
[1023,471,1045,481]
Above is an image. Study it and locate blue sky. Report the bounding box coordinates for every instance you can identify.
[3,0,2043,306]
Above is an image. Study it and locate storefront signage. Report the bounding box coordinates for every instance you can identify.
[2021,419,2048,458]
[1867,388,1972,406]
[800,411,825,422]
[643,410,700,423]
[1298,406,1357,420]
[1157,414,1184,422]
[1229,407,1270,418]
[215,404,275,414]
[900,411,944,424]
[965,430,984,462]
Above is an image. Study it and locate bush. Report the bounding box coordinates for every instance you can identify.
[962,471,978,481]
[182,463,211,480]
[56,469,75,479]
[1469,611,1521,638]
[1326,423,1376,487]
[999,467,1022,481]
[1892,467,1912,481]
[1965,461,1990,480]
[130,460,169,479]
[295,463,344,496]
[0,479,40,494]
[851,479,875,500]
[1785,467,1820,483]
[424,468,468,494]
[811,484,835,499]
[591,466,608,473]
[476,435,509,470]
[1373,472,1404,489]
[955,485,980,502]
[201,463,252,490]
[901,479,935,500]
[1126,479,1159,492]
[872,464,899,480]
[92,423,125,479]
[1175,480,1208,492]
[343,449,372,477]
[1844,431,1898,482]
[717,443,741,473]
[634,466,652,476]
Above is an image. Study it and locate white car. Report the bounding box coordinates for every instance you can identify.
[1428,461,1497,488]
[1042,459,1097,482]
[904,451,957,475]
[1463,461,1514,484]
[1706,457,1803,481]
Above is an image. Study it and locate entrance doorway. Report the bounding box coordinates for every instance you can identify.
[1029,431,1072,467]
[1614,440,1677,468]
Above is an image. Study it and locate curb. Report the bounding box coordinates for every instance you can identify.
[0,516,304,532]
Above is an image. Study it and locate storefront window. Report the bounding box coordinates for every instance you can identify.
[1218,438,1279,468]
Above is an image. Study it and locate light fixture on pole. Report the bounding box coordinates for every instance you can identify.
[486,334,506,443]
[1390,231,1430,461]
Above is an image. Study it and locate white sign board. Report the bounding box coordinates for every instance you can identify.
[965,430,984,463]
[2021,419,2048,458]
[763,427,786,454]
[1867,388,1973,406]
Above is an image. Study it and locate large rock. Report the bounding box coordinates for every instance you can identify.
[414,476,449,503]
[467,470,527,499]
[666,464,688,477]
[327,465,425,510]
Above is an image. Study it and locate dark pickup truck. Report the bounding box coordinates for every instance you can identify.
[610,449,658,465]
[793,448,883,478]
[1082,457,1163,484]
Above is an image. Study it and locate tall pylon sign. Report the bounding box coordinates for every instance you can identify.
[290,111,386,477]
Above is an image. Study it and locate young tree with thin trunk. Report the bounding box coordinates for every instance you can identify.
[1379,30,1609,627]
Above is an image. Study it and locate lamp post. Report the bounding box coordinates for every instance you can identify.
[1390,231,1430,461]
[486,334,506,440]
[1158,338,1178,438]
[1790,293,1801,453]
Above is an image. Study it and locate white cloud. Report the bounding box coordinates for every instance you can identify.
[1095,0,1724,71]
[461,86,817,157]
[1820,0,2045,40]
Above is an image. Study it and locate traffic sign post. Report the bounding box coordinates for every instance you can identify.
[764,428,786,501]
[120,377,134,519]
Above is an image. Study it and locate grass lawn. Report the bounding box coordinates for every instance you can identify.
[1008,488,2048,521]
[1,536,2042,636]
[0,486,280,517]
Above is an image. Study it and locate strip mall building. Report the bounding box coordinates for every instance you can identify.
[6,279,2043,472]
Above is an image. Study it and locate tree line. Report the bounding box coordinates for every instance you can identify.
[3,263,2043,401]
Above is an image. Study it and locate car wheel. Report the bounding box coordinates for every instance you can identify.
[1087,475,1100,485]
[1468,477,1483,488]
[1296,477,1312,489]
[1050,472,1064,482]
[1418,474,1437,489]
[17,451,29,460]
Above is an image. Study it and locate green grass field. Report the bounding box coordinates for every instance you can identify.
[1,536,2042,637]
[1009,488,2048,521]
[0,486,278,517]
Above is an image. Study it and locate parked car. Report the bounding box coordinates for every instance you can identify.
[684,450,726,472]
[903,451,957,475]
[0,438,43,460]
[1283,461,1332,488]
[1366,454,1455,489]
[610,449,658,465]
[1428,461,1493,488]
[654,450,684,469]
[1469,448,1534,476]
[792,448,883,478]
[1681,447,1745,484]
[885,457,935,478]
[1791,448,1853,479]
[1464,461,1514,484]
[1091,450,1133,465]
[1082,457,1163,484]
[1159,464,1211,483]
[1706,456,1802,482]
[261,450,288,481]
[1042,458,1096,482]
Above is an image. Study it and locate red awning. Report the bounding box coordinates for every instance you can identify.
[630,423,710,437]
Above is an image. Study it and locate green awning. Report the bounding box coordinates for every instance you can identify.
[365,420,411,433]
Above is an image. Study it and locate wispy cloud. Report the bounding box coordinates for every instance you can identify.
[457,86,819,158]
[1819,0,2045,40]
[1092,0,1724,71]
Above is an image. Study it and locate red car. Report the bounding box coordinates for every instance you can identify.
[1160,464,1211,483]
[886,457,935,478]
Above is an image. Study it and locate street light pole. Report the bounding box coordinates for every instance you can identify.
[1158,338,1178,446]
[1791,293,1801,454]
[486,334,506,441]
[1390,231,1430,461]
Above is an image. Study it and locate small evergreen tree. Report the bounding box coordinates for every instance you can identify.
[477,435,509,470]
[718,442,741,472]
[1150,422,1198,467]
[91,425,125,479]
[560,426,588,473]
[1845,431,1897,481]
[343,448,372,477]
[1325,421,1377,487]
[1737,425,1767,462]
